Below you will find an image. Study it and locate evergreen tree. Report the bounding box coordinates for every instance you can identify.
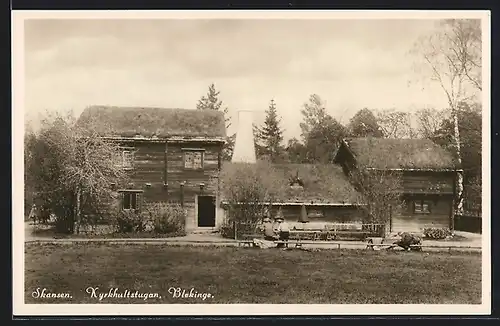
[197,83,231,129]
[254,99,285,163]
[197,83,233,161]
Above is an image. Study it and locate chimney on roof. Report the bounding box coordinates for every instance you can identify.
[231,110,257,164]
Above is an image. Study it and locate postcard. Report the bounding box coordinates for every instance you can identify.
[12,9,491,316]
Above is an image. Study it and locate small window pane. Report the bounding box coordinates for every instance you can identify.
[131,193,137,210]
[414,200,431,214]
[184,151,203,169]
[123,193,131,209]
[123,151,133,168]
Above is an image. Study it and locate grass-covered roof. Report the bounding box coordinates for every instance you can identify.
[76,105,226,139]
[343,137,456,170]
[220,162,361,204]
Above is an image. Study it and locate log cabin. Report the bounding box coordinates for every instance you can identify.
[219,162,374,233]
[333,137,460,234]
[76,105,227,233]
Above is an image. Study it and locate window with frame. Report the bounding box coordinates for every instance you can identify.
[413,200,432,214]
[121,191,142,211]
[113,149,134,169]
[122,150,133,169]
[183,150,204,170]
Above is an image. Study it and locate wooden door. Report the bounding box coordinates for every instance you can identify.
[197,196,216,227]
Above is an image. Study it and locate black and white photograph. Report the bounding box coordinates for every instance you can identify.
[12,10,490,315]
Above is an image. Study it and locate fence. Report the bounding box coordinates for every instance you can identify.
[454,214,481,234]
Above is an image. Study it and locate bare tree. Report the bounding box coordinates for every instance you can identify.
[411,19,482,213]
[443,19,482,91]
[414,107,449,139]
[26,110,129,234]
[213,160,289,238]
[375,109,416,139]
[348,156,403,234]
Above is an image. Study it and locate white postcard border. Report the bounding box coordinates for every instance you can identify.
[12,9,492,316]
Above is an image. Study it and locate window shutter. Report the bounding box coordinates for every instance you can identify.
[136,193,143,212]
[120,192,124,210]
[131,193,137,210]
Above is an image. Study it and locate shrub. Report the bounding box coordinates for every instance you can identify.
[115,210,145,233]
[143,202,186,235]
[423,227,452,240]
[214,161,289,235]
[219,222,235,239]
[219,219,257,239]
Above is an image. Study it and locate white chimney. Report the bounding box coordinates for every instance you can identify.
[231,110,257,163]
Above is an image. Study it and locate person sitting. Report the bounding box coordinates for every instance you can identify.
[275,216,290,248]
[261,217,278,241]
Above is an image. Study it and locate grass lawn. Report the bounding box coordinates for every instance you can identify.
[25,244,482,304]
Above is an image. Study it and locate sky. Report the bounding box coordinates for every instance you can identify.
[24,18,452,140]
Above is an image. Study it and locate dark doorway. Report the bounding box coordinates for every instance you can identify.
[197,196,216,227]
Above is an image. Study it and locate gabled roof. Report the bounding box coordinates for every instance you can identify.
[220,162,362,204]
[338,137,457,170]
[76,105,226,139]
[276,164,361,204]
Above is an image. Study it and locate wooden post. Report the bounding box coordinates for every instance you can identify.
[164,142,168,186]
[234,219,237,240]
[180,183,185,208]
[389,204,393,234]
[450,197,455,231]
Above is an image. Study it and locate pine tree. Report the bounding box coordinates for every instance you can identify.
[197,83,231,130]
[255,99,285,163]
[197,83,233,161]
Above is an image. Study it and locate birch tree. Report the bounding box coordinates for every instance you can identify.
[411,19,482,213]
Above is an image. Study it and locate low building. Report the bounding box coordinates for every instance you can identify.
[334,137,460,234]
[220,163,372,231]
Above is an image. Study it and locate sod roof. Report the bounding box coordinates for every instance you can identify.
[76,105,226,139]
[342,137,456,170]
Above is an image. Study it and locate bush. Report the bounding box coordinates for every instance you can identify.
[143,202,186,235]
[219,220,257,239]
[423,227,452,240]
[219,222,235,239]
[115,210,145,233]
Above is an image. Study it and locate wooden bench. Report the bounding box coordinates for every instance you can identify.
[366,237,385,250]
[238,238,303,248]
[237,240,256,247]
[334,230,372,240]
[241,233,264,240]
